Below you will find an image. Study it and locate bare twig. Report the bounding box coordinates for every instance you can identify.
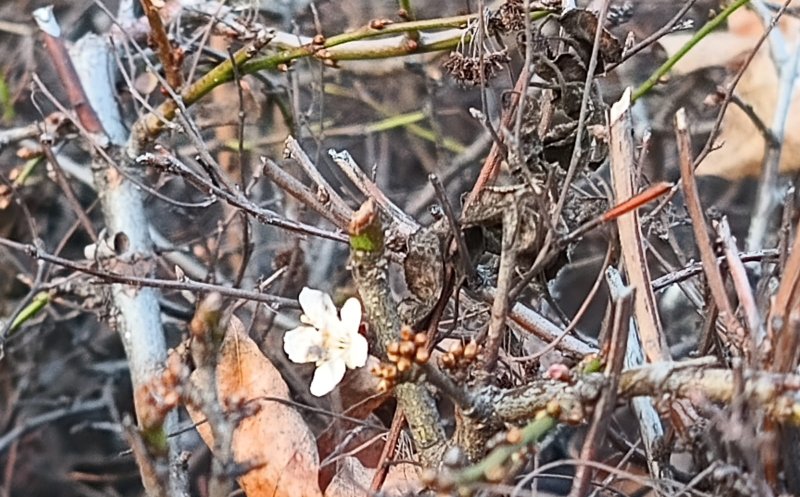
[748,0,800,251]
[0,236,298,308]
[261,157,350,230]
[480,207,520,372]
[428,173,472,281]
[32,7,104,135]
[607,0,697,71]
[370,410,406,492]
[550,0,611,232]
[765,215,800,372]
[570,276,633,497]
[328,149,418,236]
[675,108,746,355]
[141,152,348,243]
[652,249,779,291]
[606,266,667,492]
[462,68,528,210]
[284,136,353,223]
[139,0,183,90]
[693,0,791,173]
[496,291,598,357]
[717,217,763,346]
[608,89,669,363]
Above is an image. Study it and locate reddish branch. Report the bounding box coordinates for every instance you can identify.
[675,109,746,356]
[32,7,104,135]
[461,68,529,211]
[139,0,184,91]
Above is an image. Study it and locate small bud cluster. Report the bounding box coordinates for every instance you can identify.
[388,326,431,372]
[440,339,479,371]
[373,326,430,392]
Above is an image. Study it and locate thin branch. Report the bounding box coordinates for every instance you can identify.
[284,136,353,223]
[328,149,418,235]
[631,0,750,101]
[651,249,779,291]
[607,0,697,71]
[429,174,472,281]
[675,108,746,355]
[608,89,669,362]
[570,277,633,497]
[747,6,800,250]
[139,0,183,90]
[607,266,668,491]
[717,217,763,346]
[0,236,299,308]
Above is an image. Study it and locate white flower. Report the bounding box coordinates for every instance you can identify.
[283,287,368,396]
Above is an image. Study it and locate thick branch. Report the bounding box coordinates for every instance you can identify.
[348,201,446,464]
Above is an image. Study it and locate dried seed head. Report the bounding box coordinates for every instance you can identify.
[491,0,526,33]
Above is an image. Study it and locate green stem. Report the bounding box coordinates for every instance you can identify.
[454,413,557,485]
[135,10,551,141]
[399,0,415,19]
[324,13,471,47]
[366,111,425,132]
[398,0,419,40]
[324,83,465,153]
[9,291,50,334]
[632,0,750,102]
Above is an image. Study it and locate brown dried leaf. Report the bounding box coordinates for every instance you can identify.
[323,456,422,497]
[559,9,622,68]
[188,316,323,497]
[658,8,800,178]
[317,356,388,488]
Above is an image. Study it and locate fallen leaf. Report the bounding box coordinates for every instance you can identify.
[323,456,422,497]
[188,316,323,497]
[656,5,800,178]
[317,355,389,484]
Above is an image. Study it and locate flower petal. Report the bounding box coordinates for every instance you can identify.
[339,297,362,333]
[283,326,324,364]
[344,332,369,369]
[298,287,337,329]
[309,358,346,396]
